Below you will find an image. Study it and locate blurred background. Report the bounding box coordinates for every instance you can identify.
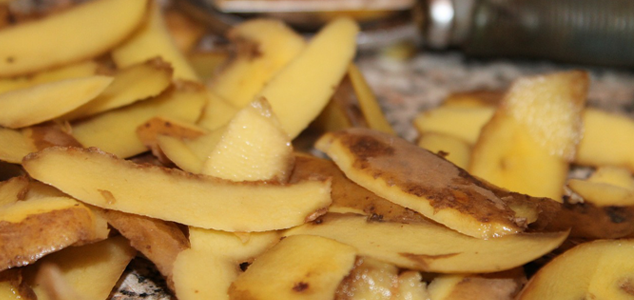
[176,0,634,66]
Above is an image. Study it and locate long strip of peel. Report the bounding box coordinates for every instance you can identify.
[22,147,331,232]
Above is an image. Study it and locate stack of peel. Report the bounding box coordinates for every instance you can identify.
[0,0,632,299]
[414,73,634,298]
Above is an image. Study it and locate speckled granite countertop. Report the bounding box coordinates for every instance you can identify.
[109,51,634,299]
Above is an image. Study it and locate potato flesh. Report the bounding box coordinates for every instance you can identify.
[175,94,292,299]
[517,239,634,300]
[156,135,205,173]
[72,84,207,158]
[111,0,198,81]
[586,243,634,300]
[502,71,587,160]
[316,128,528,239]
[0,283,22,300]
[26,236,136,300]
[414,106,495,145]
[576,108,634,172]
[102,210,188,290]
[590,166,634,188]
[201,99,293,182]
[568,166,634,207]
[284,214,568,273]
[173,249,237,300]
[418,132,472,169]
[255,17,359,138]
[0,76,113,128]
[208,19,306,108]
[229,235,357,300]
[156,126,227,174]
[0,0,148,77]
[0,176,29,207]
[470,115,569,200]
[469,71,588,201]
[0,60,98,94]
[0,196,83,224]
[197,92,240,131]
[23,181,67,201]
[136,116,207,164]
[22,122,82,151]
[188,229,280,265]
[0,127,36,163]
[22,146,331,232]
[0,269,33,300]
[419,103,634,176]
[347,64,396,135]
[173,229,279,300]
[183,126,226,161]
[62,58,173,121]
[29,263,82,300]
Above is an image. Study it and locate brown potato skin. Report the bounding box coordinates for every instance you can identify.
[290,153,429,224]
[475,179,561,232]
[327,128,545,230]
[102,209,189,290]
[135,117,205,166]
[547,198,634,239]
[0,206,99,271]
[24,121,82,150]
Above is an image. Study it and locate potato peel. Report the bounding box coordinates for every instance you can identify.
[0,0,148,77]
[316,128,557,239]
[285,213,569,273]
[22,146,332,232]
[0,197,107,272]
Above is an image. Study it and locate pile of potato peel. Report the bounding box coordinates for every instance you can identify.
[1,0,634,299]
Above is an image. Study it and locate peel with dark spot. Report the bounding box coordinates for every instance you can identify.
[316,128,557,238]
